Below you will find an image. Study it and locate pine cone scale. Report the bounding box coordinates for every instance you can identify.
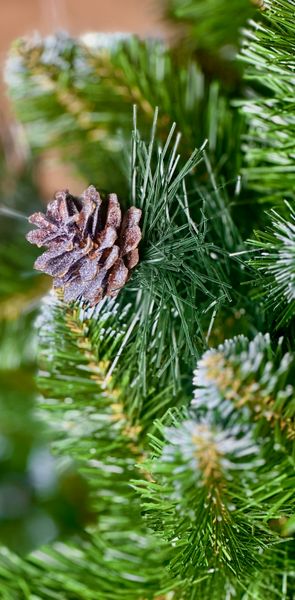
[105,194,122,229]
[96,226,118,251]
[125,248,139,270]
[34,239,74,269]
[106,258,129,297]
[101,246,120,271]
[63,278,87,303]
[28,212,58,231]
[120,208,142,256]
[79,256,101,282]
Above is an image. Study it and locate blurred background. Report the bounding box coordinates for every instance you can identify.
[0,0,169,553]
[1,0,168,194]
[0,0,256,557]
[1,0,167,109]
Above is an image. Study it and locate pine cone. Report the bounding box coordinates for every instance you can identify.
[27,186,142,305]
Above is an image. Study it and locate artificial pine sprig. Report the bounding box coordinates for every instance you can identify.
[25,110,238,411]
[0,360,93,556]
[138,333,295,597]
[0,293,169,600]
[248,202,295,325]
[165,0,256,76]
[193,332,295,444]
[110,109,236,402]
[240,0,295,205]
[139,412,269,574]
[6,33,244,188]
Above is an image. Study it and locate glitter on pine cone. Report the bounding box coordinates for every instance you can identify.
[26,186,142,306]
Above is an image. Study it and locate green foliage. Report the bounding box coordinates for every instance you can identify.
[138,333,295,597]
[0,159,47,312]
[241,545,295,600]
[241,0,295,204]
[0,380,92,556]
[248,201,295,325]
[165,0,256,71]
[1,0,295,596]
[0,294,169,599]
[112,112,240,405]
[0,235,47,317]
[6,33,244,190]
[193,332,295,445]
[0,142,94,564]
[0,146,48,378]
[20,113,242,420]
[140,415,272,578]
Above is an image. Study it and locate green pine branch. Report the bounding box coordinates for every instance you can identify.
[0,294,169,599]
[0,121,261,600]
[240,0,295,204]
[248,201,295,326]
[165,0,257,84]
[0,151,48,317]
[20,113,244,416]
[1,2,294,597]
[114,112,238,402]
[138,332,295,598]
[193,332,295,444]
[6,33,245,190]
[0,364,92,557]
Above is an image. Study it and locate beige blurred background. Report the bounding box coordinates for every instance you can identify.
[1,0,167,113]
[0,0,169,196]
[1,0,165,42]
[1,0,166,88]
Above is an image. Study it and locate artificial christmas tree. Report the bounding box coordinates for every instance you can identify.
[0,0,294,598]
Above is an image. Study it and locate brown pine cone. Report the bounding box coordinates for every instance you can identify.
[27,186,142,305]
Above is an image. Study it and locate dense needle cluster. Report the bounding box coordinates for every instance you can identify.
[26,185,142,305]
